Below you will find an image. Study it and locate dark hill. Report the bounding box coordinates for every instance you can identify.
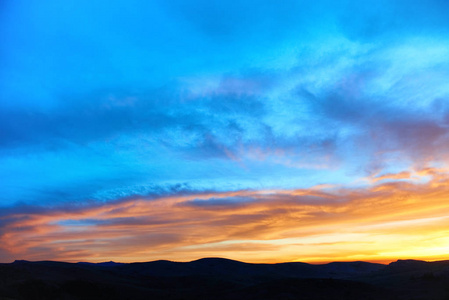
[1,258,449,299]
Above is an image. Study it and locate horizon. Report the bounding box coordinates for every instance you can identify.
[4,253,449,267]
[6,256,446,266]
[2,0,449,264]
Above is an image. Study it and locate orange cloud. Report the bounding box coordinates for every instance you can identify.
[2,167,449,264]
[370,171,412,183]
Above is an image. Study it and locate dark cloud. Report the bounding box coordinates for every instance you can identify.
[58,217,174,227]
[298,65,449,167]
[0,89,180,148]
[180,196,254,209]
[117,233,184,249]
[0,84,269,159]
[0,182,210,213]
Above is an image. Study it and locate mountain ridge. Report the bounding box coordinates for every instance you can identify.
[2,257,449,299]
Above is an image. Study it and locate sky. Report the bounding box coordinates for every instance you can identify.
[2,0,449,264]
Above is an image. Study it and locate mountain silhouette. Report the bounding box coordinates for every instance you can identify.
[1,258,449,299]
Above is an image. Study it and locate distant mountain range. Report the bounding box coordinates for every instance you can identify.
[1,258,449,299]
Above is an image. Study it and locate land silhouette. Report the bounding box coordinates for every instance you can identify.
[1,257,449,299]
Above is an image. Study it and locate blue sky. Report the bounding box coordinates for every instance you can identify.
[2,0,449,263]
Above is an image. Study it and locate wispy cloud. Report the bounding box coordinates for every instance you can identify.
[2,168,449,263]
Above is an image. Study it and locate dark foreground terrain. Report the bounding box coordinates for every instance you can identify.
[1,258,449,300]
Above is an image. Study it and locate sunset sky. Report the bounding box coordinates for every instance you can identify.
[2,0,449,264]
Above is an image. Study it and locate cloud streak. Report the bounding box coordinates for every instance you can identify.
[2,168,449,263]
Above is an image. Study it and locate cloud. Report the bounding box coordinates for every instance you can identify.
[370,171,412,183]
[180,196,254,209]
[0,84,268,154]
[2,0,449,263]
[2,167,449,263]
[3,35,449,207]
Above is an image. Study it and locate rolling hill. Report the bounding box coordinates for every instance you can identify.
[1,258,449,299]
